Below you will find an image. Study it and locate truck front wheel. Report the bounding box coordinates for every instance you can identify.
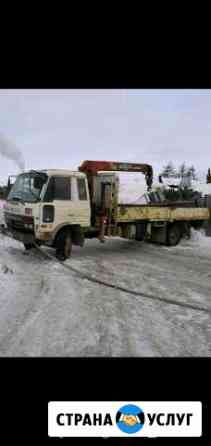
[24,243,34,250]
[167,223,181,246]
[55,229,72,261]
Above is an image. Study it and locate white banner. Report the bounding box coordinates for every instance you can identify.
[48,401,202,437]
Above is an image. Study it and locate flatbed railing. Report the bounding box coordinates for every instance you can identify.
[117,205,210,223]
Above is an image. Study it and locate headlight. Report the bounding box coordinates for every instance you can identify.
[23,216,34,230]
[24,223,33,229]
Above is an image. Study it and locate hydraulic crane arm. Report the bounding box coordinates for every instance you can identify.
[79,160,153,241]
[78,160,153,188]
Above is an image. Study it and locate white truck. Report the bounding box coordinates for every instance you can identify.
[2,160,210,260]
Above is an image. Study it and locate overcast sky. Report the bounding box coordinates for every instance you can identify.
[0,89,211,183]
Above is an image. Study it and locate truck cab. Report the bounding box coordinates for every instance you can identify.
[4,169,91,257]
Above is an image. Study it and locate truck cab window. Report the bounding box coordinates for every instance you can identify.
[77,178,87,200]
[44,177,71,202]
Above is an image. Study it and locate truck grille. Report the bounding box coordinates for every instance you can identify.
[4,212,34,233]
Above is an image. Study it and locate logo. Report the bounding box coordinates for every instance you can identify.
[116,404,145,434]
[48,401,202,437]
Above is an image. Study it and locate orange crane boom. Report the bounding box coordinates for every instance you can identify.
[78,160,153,188]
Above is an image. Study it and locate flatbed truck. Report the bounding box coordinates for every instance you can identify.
[2,160,210,260]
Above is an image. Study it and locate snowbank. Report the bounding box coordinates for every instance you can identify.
[189,228,211,248]
[191,181,211,195]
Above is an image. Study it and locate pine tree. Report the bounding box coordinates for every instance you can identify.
[179,162,187,178]
[188,165,197,180]
[161,162,176,177]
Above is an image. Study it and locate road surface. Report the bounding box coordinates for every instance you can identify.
[0,204,211,357]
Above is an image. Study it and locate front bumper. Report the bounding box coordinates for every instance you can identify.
[11,229,35,244]
[0,225,35,244]
[3,211,36,244]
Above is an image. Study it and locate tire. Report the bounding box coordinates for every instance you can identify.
[24,243,34,250]
[167,223,181,246]
[55,229,72,261]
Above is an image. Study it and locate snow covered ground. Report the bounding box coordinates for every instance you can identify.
[0,200,211,357]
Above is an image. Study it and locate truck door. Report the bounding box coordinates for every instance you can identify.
[40,175,90,231]
[75,175,91,226]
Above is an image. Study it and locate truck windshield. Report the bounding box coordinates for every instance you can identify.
[7,172,47,203]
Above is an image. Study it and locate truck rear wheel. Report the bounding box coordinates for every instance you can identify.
[167,223,181,246]
[55,229,72,261]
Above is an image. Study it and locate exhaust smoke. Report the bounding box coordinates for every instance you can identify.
[0,133,25,171]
